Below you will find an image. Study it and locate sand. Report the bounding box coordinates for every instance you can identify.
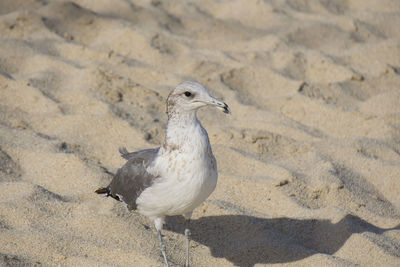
[1,0,400,266]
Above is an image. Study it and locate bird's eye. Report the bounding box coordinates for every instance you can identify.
[184,91,192,97]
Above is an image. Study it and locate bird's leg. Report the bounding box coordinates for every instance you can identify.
[184,219,191,267]
[183,212,193,267]
[158,230,169,267]
[154,218,169,267]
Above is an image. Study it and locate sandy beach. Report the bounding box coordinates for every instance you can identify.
[1,0,400,266]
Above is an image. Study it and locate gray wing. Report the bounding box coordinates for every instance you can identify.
[107,147,159,210]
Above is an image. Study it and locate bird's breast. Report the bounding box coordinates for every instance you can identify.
[139,144,217,216]
[137,121,218,217]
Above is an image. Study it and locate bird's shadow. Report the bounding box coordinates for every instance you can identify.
[165,214,400,266]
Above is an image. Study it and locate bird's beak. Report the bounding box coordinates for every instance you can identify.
[210,98,231,114]
[191,91,231,114]
[194,96,230,114]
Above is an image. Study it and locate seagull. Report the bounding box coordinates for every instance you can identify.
[95,81,230,266]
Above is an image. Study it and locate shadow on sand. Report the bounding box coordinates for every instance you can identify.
[165,214,399,266]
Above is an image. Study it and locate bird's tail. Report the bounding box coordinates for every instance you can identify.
[119,147,130,159]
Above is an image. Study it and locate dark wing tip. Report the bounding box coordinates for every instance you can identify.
[95,187,121,201]
[95,187,109,194]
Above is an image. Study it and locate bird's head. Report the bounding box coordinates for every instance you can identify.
[167,81,230,117]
